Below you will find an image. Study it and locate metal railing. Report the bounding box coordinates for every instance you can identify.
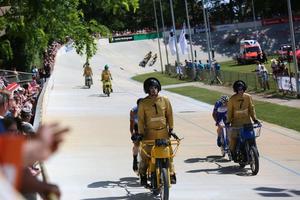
[0,69,33,84]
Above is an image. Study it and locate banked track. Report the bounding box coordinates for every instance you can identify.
[43,39,300,200]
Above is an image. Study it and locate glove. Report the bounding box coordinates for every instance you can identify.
[170,133,179,140]
[225,122,231,127]
[169,129,179,140]
[253,119,261,125]
[131,133,143,142]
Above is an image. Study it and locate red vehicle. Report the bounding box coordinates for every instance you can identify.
[277,44,300,61]
[236,40,262,64]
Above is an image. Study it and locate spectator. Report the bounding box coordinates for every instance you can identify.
[253,61,263,89]
[260,64,270,90]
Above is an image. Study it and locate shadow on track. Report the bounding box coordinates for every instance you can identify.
[254,187,300,197]
[185,155,253,176]
[184,155,230,164]
[73,85,90,89]
[83,177,160,200]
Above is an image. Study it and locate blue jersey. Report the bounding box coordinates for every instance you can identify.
[132,106,138,125]
[213,100,227,124]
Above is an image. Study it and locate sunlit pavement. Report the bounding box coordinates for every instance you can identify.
[44,39,300,200]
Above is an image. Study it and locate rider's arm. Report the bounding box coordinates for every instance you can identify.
[137,103,145,136]
[248,95,258,122]
[227,98,233,124]
[165,97,174,130]
[212,102,218,122]
[129,110,134,135]
[101,71,104,81]
[109,71,112,80]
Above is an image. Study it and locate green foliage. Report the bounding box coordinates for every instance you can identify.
[0,0,139,70]
[132,72,189,86]
[0,39,13,60]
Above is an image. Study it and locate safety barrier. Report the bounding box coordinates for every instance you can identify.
[0,69,33,84]
[165,64,279,91]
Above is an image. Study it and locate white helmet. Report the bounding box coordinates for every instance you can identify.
[220,95,229,104]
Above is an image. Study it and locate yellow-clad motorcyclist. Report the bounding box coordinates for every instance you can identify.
[83,62,93,86]
[226,80,260,158]
[136,77,177,186]
[101,65,113,93]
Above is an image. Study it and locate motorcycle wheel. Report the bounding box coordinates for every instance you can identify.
[239,163,246,168]
[105,87,110,97]
[249,146,259,175]
[160,168,169,200]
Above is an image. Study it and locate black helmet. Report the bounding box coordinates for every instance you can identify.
[143,77,161,94]
[233,80,247,93]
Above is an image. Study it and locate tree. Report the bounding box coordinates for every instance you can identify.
[0,0,139,71]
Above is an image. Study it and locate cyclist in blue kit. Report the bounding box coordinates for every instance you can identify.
[212,95,229,147]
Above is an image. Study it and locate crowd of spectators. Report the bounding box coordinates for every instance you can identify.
[43,41,62,79]
[0,42,68,200]
[174,59,222,84]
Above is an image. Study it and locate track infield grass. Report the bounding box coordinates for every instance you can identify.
[166,86,300,133]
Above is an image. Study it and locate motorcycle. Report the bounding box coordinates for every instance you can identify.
[103,80,111,97]
[139,134,181,200]
[85,76,92,89]
[149,57,157,66]
[226,123,262,175]
[139,55,152,67]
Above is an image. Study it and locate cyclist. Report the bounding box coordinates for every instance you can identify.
[134,77,177,186]
[129,98,143,172]
[101,65,113,93]
[83,62,93,86]
[212,95,229,147]
[226,80,260,159]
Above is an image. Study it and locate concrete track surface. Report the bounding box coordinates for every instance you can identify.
[44,39,300,200]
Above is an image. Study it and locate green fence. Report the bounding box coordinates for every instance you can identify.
[165,65,278,91]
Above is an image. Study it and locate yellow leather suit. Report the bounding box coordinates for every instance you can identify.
[227,92,258,152]
[101,70,112,91]
[138,95,174,175]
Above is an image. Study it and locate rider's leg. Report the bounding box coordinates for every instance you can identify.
[169,147,177,184]
[139,145,151,186]
[216,126,222,147]
[109,81,113,92]
[132,142,139,171]
[229,129,238,159]
[102,81,105,93]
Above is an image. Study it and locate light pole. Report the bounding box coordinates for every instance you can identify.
[287,0,300,97]
[184,0,194,62]
[169,0,180,66]
[152,0,164,73]
[201,0,212,67]
[251,0,258,38]
[159,0,170,66]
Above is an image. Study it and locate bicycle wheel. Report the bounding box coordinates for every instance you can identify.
[160,168,169,200]
[249,146,259,175]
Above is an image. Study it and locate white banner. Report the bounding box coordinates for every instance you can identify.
[168,31,176,55]
[276,76,300,92]
[179,23,189,55]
